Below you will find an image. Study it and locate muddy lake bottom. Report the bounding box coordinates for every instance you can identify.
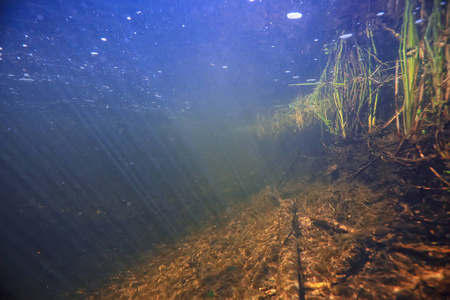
[83,179,450,299]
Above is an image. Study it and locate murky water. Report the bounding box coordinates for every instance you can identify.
[1,0,449,299]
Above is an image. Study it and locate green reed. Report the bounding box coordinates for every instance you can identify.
[286,30,386,140]
[366,25,381,133]
[422,0,446,112]
[399,0,419,135]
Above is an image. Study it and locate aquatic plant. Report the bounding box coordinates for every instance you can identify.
[255,109,294,138]
[366,25,382,133]
[420,0,448,113]
[257,0,448,181]
[399,0,419,135]
[287,28,388,140]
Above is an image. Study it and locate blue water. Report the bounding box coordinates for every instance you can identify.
[0,0,350,298]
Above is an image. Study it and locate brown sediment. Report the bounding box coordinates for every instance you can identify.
[85,177,450,299]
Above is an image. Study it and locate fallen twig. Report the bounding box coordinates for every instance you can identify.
[346,155,381,182]
[429,166,450,187]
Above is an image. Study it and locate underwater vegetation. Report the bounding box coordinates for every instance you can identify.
[289,25,390,140]
[258,24,390,141]
[258,0,450,192]
[75,2,449,298]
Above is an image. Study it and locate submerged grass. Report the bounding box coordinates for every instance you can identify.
[399,0,420,135]
[258,1,447,140]
[267,26,390,140]
[256,0,449,190]
[422,0,448,112]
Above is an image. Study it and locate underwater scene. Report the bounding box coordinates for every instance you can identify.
[0,0,449,299]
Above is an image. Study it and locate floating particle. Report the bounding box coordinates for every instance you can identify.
[415,18,424,24]
[339,33,353,39]
[306,79,316,82]
[22,44,27,47]
[285,70,291,73]
[91,51,98,55]
[376,11,385,16]
[19,77,34,82]
[314,38,319,42]
[126,16,131,20]
[101,37,107,41]
[222,65,228,69]
[292,76,299,79]
[287,12,302,19]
